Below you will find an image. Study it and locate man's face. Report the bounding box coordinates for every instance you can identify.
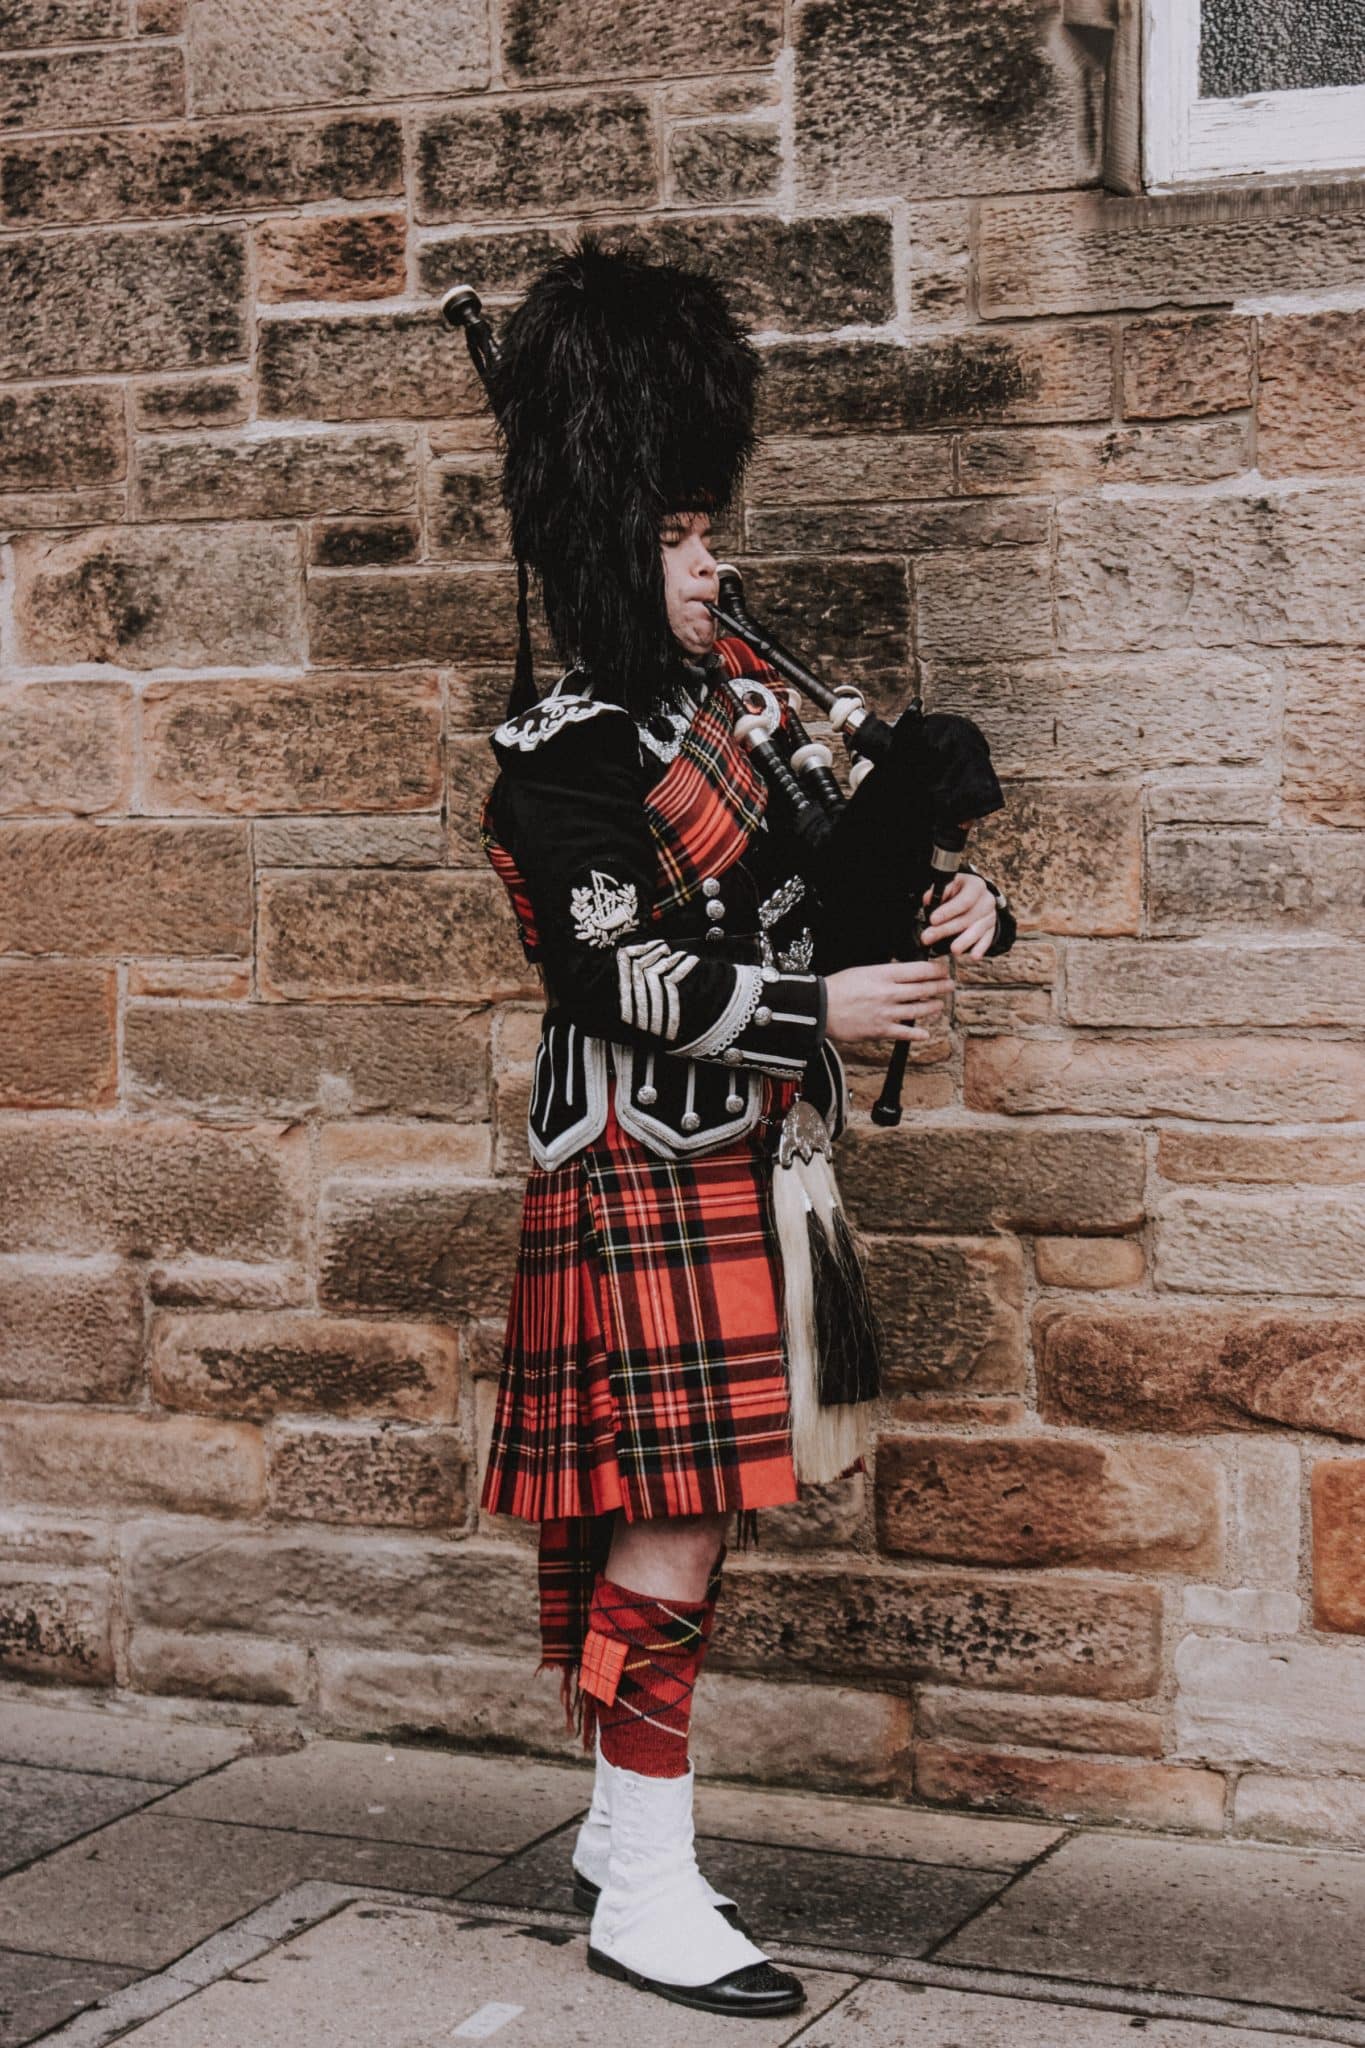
[660,510,720,658]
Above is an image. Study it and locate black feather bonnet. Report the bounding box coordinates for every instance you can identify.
[488,235,760,720]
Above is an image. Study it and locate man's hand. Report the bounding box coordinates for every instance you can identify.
[922,871,998,959]
[824,958,954,1043]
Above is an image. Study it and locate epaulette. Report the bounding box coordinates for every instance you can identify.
[491,690,629,756]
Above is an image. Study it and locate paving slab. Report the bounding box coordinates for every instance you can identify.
[0,1813,496,1970]
[0,1947,143,2048]
[156,1741,590,1855]
[100,1901,859,2047]
[0,1763,167,1875]
[794,1982,1355,2046]
[465,1825,1009,1958]
[939,1832,1365,2019]
[693,1784,1060,1868]
[0,1701,249,1782]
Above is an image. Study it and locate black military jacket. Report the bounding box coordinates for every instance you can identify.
[482,651,1015,1167]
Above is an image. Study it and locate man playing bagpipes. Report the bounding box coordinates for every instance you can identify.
[470,239,1016,2018]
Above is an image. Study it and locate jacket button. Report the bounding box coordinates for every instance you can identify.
[722,1046,742,1066]
[706,927,725,943]
[681,1110,701,1132]
[725,1092,744,1114]
[638,1085,657,1106]
[706,899,725,922]
[702,877,721,897]
[754,1005,772,1027]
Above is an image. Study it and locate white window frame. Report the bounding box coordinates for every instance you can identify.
[1143,0,1365,189]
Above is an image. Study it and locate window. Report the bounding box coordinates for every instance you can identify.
[1143,0,1365,188]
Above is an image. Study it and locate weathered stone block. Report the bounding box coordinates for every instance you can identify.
[0,384,124,491]
[959,426,1103,495]
[307,568,521,665]
[1056,492,1365,653]
[966,1035,1365,1123]
[125,1001,486,1120]
[0,821,249,959]
[734,556,909,682]
[259,312,482,423]
[0,45,182,134]
[617,212,895,333]
[668,122,781,206]
[416,225,570,302]
[760,327,1113,435]
[142,671,437,815]
[318,1177,522,1319]
[1161,1129,1365,1187]
[257,211,407,303]
[712,1561,1163,1697]
[914,1747,1226,1833]
[424,458,506,560]
[416,92,656,223]
[0,113,402,228]
[750,434,956,507]
[1158,1188,1365,1298]
[878,1435,1223,1571]
[1149,827,1365,941]
[128,1626,307,1705]
[795,0,1099,203]
[1121,313,1253,420]
[134,429,416,523]
[121,1524,540,1654]
[1181,1586,1300,1633]
[841,1123,1145,1236]
[503,0,782,80]
[1259,311,1365,475]
[267,1420,467,1528]
[0,0,121,44]
[1312,1459,1365,1634]
[1283,649,1365,828]
[1066,940,1365,1030]
[1034,1236,1144,1290]
[1235,1775,1365,1849]
[0,1569,112,1684]
[310,517,420,569]
[917,1687,1163,1758]
[927,651,1274,780]
[0,1406,264,1517]
[1039,1306,1365,1439]
[0,225,245,380]
[907,199,973,329]
[258,870,530,1001]
[0,1255,141,1404]
[1099,416,1253,486]
[862,1234,1025,1393]
[12,524,303,669]
[966,781,1142,936]
[185,0,490,113]
[0,961,115,1110]
[254,816,445,868]
[149,1309,459,1422]
[917,545,1054,661]
[748,497,1048,554]
[979,189,1365,320]
[0,1117,307,1263]
[133,375,249,431]
[1175,1632,1365,1770]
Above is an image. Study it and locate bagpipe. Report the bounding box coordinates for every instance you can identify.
[441,284,1006,1129]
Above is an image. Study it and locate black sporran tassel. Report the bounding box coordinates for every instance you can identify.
[810,1201,883,1408]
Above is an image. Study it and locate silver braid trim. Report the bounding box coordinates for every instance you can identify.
[673,963,765,1061]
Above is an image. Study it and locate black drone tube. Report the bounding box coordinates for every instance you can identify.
[870,822,970,1129]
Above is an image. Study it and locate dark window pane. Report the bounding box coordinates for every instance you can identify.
[1200,0,1365,97]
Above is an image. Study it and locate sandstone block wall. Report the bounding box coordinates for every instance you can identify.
[2,0,1364,1848]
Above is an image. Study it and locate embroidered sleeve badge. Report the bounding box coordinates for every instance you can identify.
[570,869,641,948]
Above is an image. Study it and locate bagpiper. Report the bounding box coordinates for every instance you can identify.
[477,238,1016,2018]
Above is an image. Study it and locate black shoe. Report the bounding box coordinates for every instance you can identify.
[572,1870,745,1929]
[587,1948,805,2017]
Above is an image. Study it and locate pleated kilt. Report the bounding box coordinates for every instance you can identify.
[481,1074,802,1679]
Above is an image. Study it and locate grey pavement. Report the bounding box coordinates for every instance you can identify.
[0,1697,1361,2048]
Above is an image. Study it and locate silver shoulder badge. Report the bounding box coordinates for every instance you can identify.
[570,869,640,949]
[493,694,628,752]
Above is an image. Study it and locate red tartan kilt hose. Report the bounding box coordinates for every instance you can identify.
[481,1074,803,1528]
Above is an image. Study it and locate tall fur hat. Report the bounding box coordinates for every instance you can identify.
[489,235,761,719]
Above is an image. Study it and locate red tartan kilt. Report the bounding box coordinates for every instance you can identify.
[481,1076,802,1526]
